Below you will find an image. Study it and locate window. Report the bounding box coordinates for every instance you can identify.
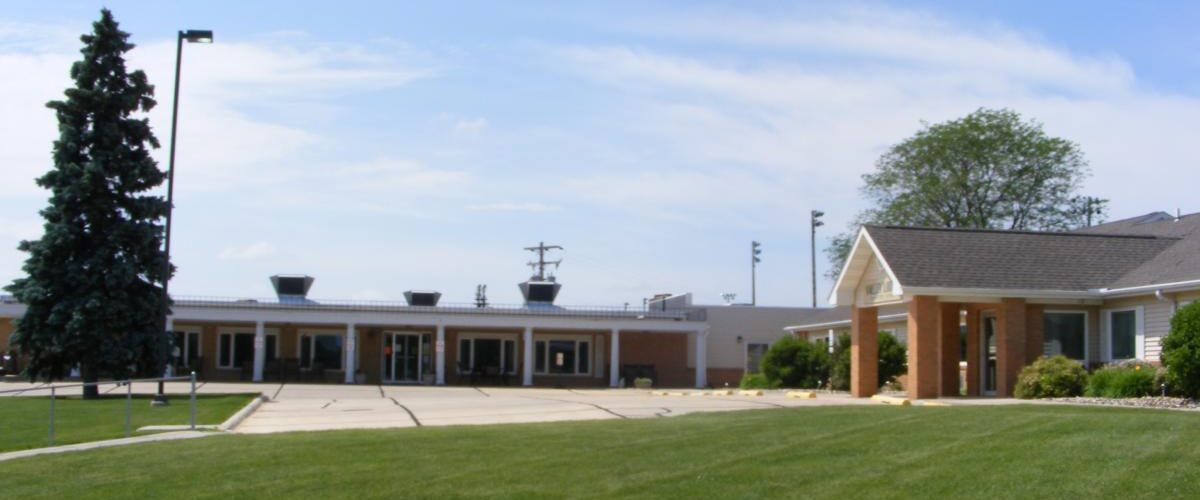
[533,337,591,375]
[300,334,343,370]
[218,331,277,369]
[1044,312,1086,361]
[746,343,769,373]
[1110,310,1138,360]
[172,330,201,368]
[458,336,518,374]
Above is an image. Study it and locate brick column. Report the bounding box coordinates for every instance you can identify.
[907,295,940,399]
[1025,304,1045,364]
[850,306,878,398]
[939,302,961,397]
[996,298,1027,397]
[964,306,981,396]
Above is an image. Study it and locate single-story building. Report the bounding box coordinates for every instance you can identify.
[0,257,816,388]
[787,211,1200,399]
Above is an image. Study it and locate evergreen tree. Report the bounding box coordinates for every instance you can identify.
[5,9,171,398]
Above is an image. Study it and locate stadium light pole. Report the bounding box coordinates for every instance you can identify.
[155,29,214,406]
[810,210,824,308]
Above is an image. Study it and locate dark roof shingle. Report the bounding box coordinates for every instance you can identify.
[865,225,1179,291]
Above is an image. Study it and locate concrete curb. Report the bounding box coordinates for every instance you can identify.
[219,394,269,432]
[871,394,911,406]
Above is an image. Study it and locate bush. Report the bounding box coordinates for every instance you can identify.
[877,331,907,386]
[739,372,776,389]
[1162,301,1200,399]
[1085,362,1155,398]
[828,331,908,390]
[1014,355,1088,399]
[759,336,830,389]
[633,377,653,389]
[829,333,851,390]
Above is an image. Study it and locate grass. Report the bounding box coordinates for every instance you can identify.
[0,393,257,452]
[2,404,1198,499]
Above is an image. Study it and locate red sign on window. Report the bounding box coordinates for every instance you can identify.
[384,346,393,355]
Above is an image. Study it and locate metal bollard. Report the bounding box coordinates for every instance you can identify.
[190,371,197,430]
[49,385,56,446]
[126,381,133,438]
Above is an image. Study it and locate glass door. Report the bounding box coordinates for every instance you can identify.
[384,333,424,383]
[982,316,998,395]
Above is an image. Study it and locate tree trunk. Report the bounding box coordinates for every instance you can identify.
[81,364,100,400]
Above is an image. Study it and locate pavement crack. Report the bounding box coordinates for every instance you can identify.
[390,397,422,427]
[520,395,629,419]
[377,385,385,398]
[271,383,285,401]
[472,386,491,398]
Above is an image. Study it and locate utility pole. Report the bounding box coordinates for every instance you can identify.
[524,241,563,280]
[811,210,824,308]
[751,241,762,306]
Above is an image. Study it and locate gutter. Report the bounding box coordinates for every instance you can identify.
[784,313,907,332]
[1097,279,1200,298]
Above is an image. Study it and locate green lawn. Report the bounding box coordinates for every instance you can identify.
[2,405,1198,498]
[0,393,257,452]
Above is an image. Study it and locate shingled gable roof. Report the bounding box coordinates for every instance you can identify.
[862,225,1179,292]
[1076,211,1200,289]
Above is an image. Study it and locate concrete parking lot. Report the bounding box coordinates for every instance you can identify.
[2,380,878,433]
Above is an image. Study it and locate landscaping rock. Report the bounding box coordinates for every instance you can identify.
[1046,396,1200,410]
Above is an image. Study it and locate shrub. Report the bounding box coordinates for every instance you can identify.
[760,336,830,389]
[739,372,776,389]
[1014,355,1088,399]
[633,377,653,389]
[1085,362,1155,398]
[829,332,851,391]
[877,331,907,387]
[828,331,908,390]
[1162,301,1200,399]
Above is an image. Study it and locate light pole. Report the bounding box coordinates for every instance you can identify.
[155,29,214,406]
[751,241,762,306]
[810,210,824,308]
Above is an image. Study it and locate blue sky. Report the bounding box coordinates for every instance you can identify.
[2,1,1199,307]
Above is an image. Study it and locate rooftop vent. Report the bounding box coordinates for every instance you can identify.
[520,281,561,304]
[404,290,441,307]
[270,275,314,301]
[520,241,564,304]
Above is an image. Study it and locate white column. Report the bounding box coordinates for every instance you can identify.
[252,320,265,382]
[435,324,446,385]
[609,328,620,388]
[522,326,534,386]
[695,328,709,389]
[164,317,175,377]
[343,324,357,384]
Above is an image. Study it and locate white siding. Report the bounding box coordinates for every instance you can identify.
[1144,300,1173,362]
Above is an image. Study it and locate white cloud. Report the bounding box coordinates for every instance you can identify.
[553,7,1200,234]
[0,25,433,197]
[218,241,276,261]
[454,117,489,135]
[465,202,557,213]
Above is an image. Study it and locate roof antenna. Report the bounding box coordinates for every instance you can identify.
[524,241,563,281]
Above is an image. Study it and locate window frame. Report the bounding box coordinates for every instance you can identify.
[1102,306,1144,362]
[298,329,346,371]
[216,327,279,370]
[1043,310,1089,364]
[172,327,203,368]
[457,333,519,375]
[532,334,592,376]
[744,342,770,374]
